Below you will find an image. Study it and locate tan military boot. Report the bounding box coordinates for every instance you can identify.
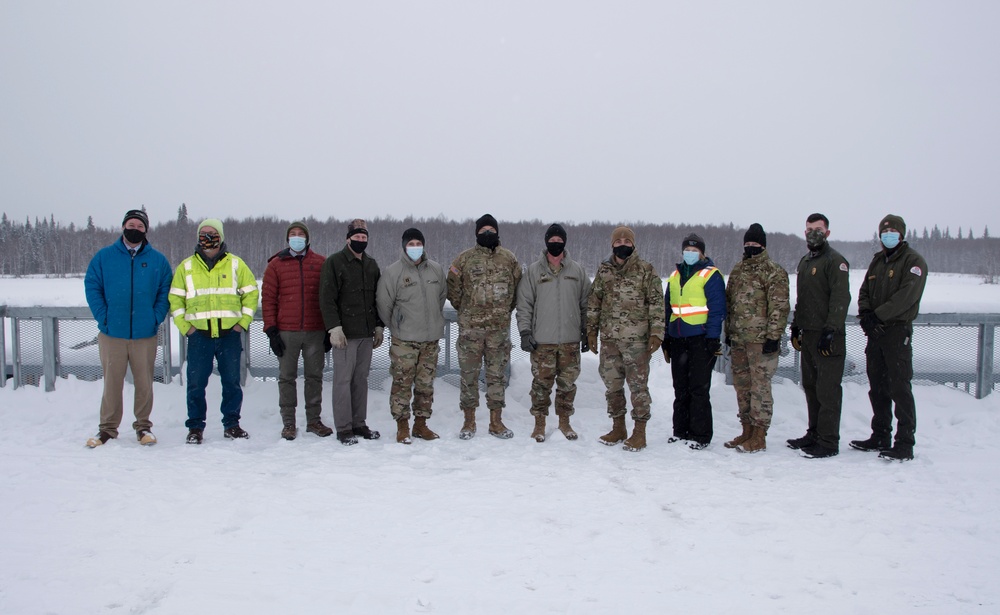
[599,415,628,446]
[412,416,439,440]
[489,409,514,439]
[738,426,767,453]
[531,414,546,442]
[396,417,411,444]
[459,409,477,440]
[724,422,752,449]
[623,419,647,452]
[557,413,578,440]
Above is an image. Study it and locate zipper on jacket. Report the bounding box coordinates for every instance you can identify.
[298,256,305,330]
[129,249,135,339]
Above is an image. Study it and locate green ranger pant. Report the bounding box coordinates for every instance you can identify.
[865,324,917,448]
[799,329,846,449]
[529,343,581,417]
[389,338,440,421]
[458,327,511,411]
[731,342,779,429]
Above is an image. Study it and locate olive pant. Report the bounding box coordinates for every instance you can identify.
[799,329,846,450]
[277,330,327,426]
[865,324,917,448]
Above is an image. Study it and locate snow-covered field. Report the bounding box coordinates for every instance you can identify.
[1,273,999,613]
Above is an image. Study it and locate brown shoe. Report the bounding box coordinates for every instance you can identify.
[412,416,439,440]
[738,426,767,453]
[557,413,578,440]
[489,409,514,439]
[531,414,546,442]
[459,408,477,440]
[599,416,627,446]
[281,422,297,441]
[396,417,411,444]
[306,421,333,437]
[623,419,647,452]
[724,422,752,449]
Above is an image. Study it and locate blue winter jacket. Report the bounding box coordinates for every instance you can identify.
[84,238,173,339]
[665,257,727,340]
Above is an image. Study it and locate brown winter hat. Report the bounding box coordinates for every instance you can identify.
[611,226,635,245]
[879,214,906,237]
[287,220,310,242]
[346,218,368,238]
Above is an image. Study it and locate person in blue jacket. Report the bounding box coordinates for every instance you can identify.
[83,209,173,448]
[663,233,727,449]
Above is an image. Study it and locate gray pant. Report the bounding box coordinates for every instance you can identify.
[331,336,373,432]
[278,330,327,425]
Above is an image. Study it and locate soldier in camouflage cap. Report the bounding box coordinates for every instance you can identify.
[586,226,665,452]
[723,223,790,453]
[447,214,523,440]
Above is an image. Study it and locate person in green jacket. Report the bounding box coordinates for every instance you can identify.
[169,219,259,444]
[850,214,928,462]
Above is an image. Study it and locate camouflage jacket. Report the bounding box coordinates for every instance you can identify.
[447,244,522,330]
[725,249,790,344]
[586,252,665,343]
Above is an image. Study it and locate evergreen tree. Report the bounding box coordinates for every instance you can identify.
[86,216,95,231]
[177,203,188,223]
[985,226,991,239]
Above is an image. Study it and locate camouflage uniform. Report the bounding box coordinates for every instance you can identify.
[586,252,665,421]
[528,344,581,416]
[447,244,522,411]
[725,249,790,428]
[388,339,440,420]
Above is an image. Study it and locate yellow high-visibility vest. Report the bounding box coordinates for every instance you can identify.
[668,267,719,325]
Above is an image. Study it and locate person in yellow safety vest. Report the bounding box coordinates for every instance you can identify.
[169,218,259,445]
[664,233,727,450]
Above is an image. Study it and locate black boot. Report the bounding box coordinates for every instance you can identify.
[186,429,204,445]
[352,425,381,440]
[878,445,914,462]
[337,430,359,446]
[849,434,891,452]
[801,443,838,458]
[224,425,249,439]
[786,434,815,450]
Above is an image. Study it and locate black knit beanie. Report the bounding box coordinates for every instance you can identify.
[545,223,567,243]
[475,214,499,234]
[743,223,766,247]
[401,227,425,247]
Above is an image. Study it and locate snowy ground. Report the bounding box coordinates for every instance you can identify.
[2,354,999,614]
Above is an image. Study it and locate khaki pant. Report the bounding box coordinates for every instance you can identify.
[98,333,158,437]
[278,330,327,425]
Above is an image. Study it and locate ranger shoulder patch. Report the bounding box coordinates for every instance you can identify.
[839,262,848,272]
[909,266,922,277]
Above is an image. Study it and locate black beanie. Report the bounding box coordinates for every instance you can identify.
[682,233,706,254]
[879,214,907,237]
[544,223,567,243]
[743,223,766,247]
[122,209,149,230]
[401,227,425,247]
[475,214,499,235]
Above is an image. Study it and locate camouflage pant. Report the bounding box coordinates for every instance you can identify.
[458,327,511,411]
[529,343,581,417]
[599,339,652,421]
[730,342,779,428]
[389,338,440,421]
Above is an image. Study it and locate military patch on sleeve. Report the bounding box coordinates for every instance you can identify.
[449,265,460,276]
[839,263,848,272]
[910,266,922,277]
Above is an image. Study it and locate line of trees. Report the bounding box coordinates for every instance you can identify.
[1,207,998,283]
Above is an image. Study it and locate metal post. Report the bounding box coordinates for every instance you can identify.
[240,327,250,385]
[11,318,21,389]
[42,316,57,392]
[161,321,173,385]
[0,312,7,388]
[976,323,995,399]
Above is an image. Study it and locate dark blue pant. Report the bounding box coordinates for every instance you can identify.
[669,334,716,444]
[186,332,243,430]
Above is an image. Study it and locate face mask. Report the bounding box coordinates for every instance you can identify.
[682,251,700,266]
[880,232,901,249]
[806,228,827,249]
[350,239,368,254]
[546,241,565,257]
[199,233,221,250]
[743,246,764,259]
[613,245,634,260]
[477,231,499,249]
[288,236,307,252]
[123,228,145,244]
[406,246,424,262]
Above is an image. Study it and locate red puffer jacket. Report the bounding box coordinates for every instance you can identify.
[262,248,327,332]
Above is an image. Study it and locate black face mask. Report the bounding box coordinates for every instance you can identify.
[123,228,146,244]
[477,231,499,250]
[545,241,565,257]
[613,245,634,260]
[743,246,764,259]
[350,239,368,254]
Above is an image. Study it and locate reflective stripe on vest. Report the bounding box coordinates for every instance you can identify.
[668,267,718,325]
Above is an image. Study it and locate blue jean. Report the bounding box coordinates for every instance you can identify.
[186,332,243,430]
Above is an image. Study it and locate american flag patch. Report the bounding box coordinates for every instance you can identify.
[450,265,460,275]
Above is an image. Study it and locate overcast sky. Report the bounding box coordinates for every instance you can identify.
[2,1,998,240]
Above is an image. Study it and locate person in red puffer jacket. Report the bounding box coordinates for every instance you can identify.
[262,221,331,440]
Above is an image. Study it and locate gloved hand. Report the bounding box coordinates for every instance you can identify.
[859,311,884,336]
[587,330,598,355]
[580,331,589,353]
[265,326,285,358]
[818,327,836,357]
[790,325,802,351]
[373,326,385,349]
[762,338,780,355]
[706,337,722,356]
[724,336,732,348]
[661,339,671,364]
[323,334,333,353]
[646,335,662,356]
[328,326,347,349]
[520,330,538,352]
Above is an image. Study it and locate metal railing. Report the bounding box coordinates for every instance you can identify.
[2,305,997,398]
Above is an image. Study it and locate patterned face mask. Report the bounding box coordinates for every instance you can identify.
[806,228,826,249]
[199,232,221,250]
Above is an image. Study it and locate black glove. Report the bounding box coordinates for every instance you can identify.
[323,335,333,353]
[762,338,780,354]
[705,337,722,356]
[859,311,884,336]
[790,326,802,351]
[520,330,538,353]
[265,326,285,358]
[724,336,732,347]
[580,331,589,353]
[818,327,836,357]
